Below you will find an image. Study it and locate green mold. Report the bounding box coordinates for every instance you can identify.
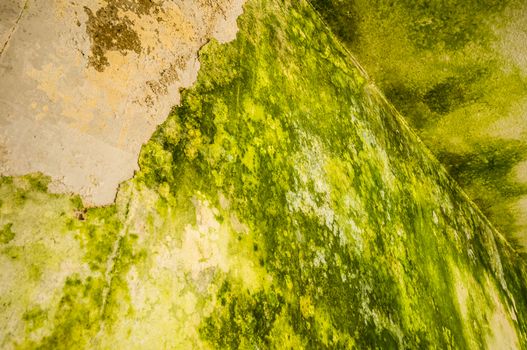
[0,223,15,244]
[310,0,527,245]
[1,0,527,349]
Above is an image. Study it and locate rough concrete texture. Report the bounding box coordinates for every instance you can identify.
[0,0,245,205]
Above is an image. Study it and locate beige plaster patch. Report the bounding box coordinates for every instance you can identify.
[0,0,245,205]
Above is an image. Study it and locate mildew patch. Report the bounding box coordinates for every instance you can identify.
[84,3,143,72]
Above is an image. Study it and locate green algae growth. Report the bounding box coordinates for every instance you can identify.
[1,0,527,348]
[310,0,527,247]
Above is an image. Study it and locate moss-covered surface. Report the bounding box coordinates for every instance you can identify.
[1,0,527,348]
[310,0,527,247]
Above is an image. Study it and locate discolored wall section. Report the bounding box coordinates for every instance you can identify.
[310,0,527,249]
[0,0,245,205]
[1,0,526,348]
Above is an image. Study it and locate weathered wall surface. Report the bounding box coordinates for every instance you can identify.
[1,0,526,348]
[310,0,527,248]
[0,0,244,205]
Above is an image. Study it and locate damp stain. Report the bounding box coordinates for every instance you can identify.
[83,0,161,72]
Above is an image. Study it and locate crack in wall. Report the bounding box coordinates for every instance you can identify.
[0,0,29,61]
